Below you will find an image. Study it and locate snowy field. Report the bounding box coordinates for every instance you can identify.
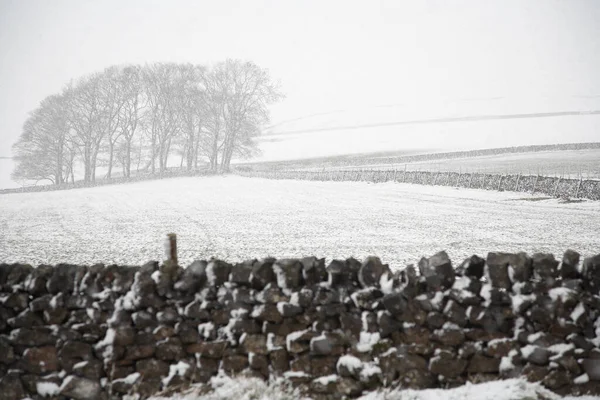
[1,175,599,267]
[147,374,597,400]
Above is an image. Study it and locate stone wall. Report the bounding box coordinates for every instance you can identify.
[1,251,600,399]
[235,169,600,201]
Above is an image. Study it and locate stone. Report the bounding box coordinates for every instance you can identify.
[135,358,169,379]
[522,345,551,365]
[310,336,333,356]
[156,338,184,361]
[0,337,15,365]
[73,359,104,380]
[418,251,455,290]
[532,253,559,279]
[444,300,468,327]
[59,376,101,400]
[561,250,581,279]
[278,302,303,317]
[132,310,158,329]
[10,327,55,346]
[358,256,390,288]
[205,259,231,287]
[257,286,290,304]
[583,359,600,381]
[251,259,276,289]
[337,377,363,397]
[543,369,572,390]
[381,292,407,315]
[432,327,465,347]
[174,260,207,292]
[301,257,327,285]
[185,341,227,358]
[379,311,402,337]
[270,348,290,374]
[222,354,249,373]
[467,354,500,373]
[241,334,268,355]
[485,253,513,289]
[456,255,485,279]
[582,255,600,294]
[47,264,79,294]
[429,351,467,379]
[0,373,26,400]
[3,292,29,311]
[229,261,254,286]
[273,259,304,289]
[156,307,179,324]
[251,304,283,323]
[426,311,446,330]
[311,356,338,376]
[523,363,548,382]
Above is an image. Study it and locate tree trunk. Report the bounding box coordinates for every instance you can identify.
[106,140,115,179]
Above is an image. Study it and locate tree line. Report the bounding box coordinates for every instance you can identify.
[12,60,284,185]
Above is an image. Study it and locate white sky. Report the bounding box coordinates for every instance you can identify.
[1,0,600,187]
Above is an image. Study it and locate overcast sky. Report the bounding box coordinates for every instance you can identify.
[1,0,600,186]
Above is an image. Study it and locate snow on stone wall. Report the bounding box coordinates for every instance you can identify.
[237,169,600,201]
[1,251,600,399]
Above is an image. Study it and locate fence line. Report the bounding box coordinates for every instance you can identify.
[236,169,600,201]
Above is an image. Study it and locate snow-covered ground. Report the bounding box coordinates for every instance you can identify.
[148,374,597,400]
[1,175,599,268]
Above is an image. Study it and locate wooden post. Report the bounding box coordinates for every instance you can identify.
[532,175,539,194]
[433,171,439,185]
[162,233,178,277]
[515,174,521,191]
[456,172,461,187]
[468,173,473,188]
[393,168,397,182]
[575,178,582,198]
[497,175,504,191]
[553,177,561,197]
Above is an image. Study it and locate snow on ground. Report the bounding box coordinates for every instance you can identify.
[1,175,599,268]
[148,375,597,400]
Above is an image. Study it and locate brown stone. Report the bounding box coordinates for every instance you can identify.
[22,346,58,374]
[185,341,227,358]
[136,359,169,379]
[467,354,500,373]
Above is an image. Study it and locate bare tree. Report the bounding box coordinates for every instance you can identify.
[12,94,70,185]
[211,59,284,172]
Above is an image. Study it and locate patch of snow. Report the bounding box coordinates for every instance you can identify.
[452,276,471,291]
[198,322,215,339]
[162,362,189,386]
[548,287,576,303]
[115,372,141,385]
[36,382,60,397]
[480,284,492,307]
[430,291,445,310]
[511,294,535,314]
[313,374,338,385]
[356,331,381,353]
[520,345,537,359]
[95,328,115,348]
[359,363,382,380]
[571,302,585,322]
[574,373,589,384]
[527,332,544,343]
[337,355,364,374]
[151,270,161,284]
[379,273,394,295]
[286,329,309,352]
[267,333,282,352]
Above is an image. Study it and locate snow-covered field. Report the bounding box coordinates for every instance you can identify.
[148,374,597,400]
[1,175,599,268]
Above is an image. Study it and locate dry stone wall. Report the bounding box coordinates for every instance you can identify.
[1,251,600,399]
[236,170,600,201]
